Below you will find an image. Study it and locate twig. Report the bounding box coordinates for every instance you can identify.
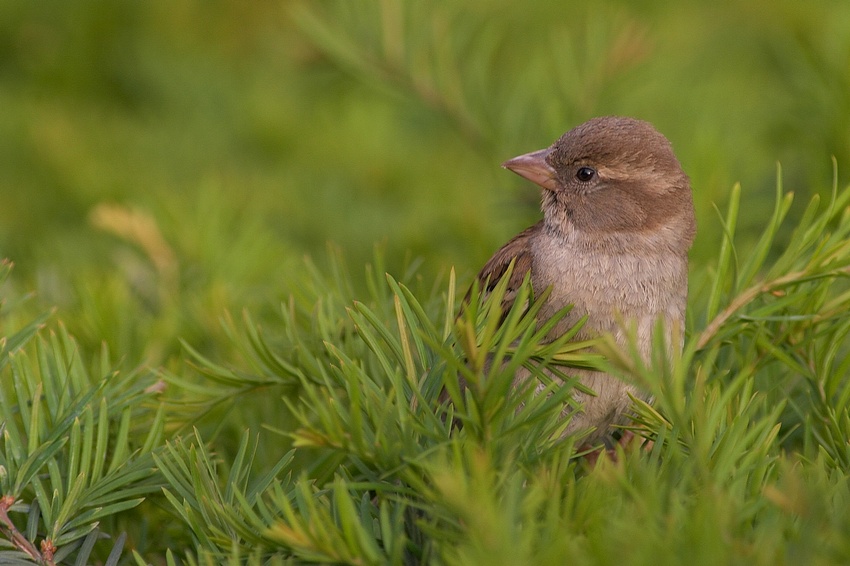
[696,266,850,350]
[0,495,41,561]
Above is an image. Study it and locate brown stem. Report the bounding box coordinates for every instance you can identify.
[0,496,41,561]
[696,266,850,351]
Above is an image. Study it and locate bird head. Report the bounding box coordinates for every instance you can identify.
[503,116,696,253]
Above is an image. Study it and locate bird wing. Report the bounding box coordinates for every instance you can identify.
[442,222,540,408]
[468,222,540,317]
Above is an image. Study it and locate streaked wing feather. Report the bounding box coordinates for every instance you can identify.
[443,223,541,408]
[468,222,540,317]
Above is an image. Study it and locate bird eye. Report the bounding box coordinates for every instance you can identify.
[576,166,596,182]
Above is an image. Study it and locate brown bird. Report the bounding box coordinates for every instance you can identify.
[473,116,695,444]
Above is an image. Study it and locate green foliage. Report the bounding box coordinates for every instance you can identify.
[0,261,162,563]
[152,175,850,564]
[2,1,850,564]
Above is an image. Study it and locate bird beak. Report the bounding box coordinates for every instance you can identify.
[502,148,559,191]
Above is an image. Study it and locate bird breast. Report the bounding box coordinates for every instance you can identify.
[531,226,688,358]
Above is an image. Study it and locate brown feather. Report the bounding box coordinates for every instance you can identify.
[445,116,695,445]
[466,222,540,318]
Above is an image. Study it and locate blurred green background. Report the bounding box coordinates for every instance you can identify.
[1,0,849,366]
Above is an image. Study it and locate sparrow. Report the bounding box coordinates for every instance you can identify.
[472,116,695,444]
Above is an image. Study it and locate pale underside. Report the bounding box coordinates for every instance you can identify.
[475,220,688,443]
